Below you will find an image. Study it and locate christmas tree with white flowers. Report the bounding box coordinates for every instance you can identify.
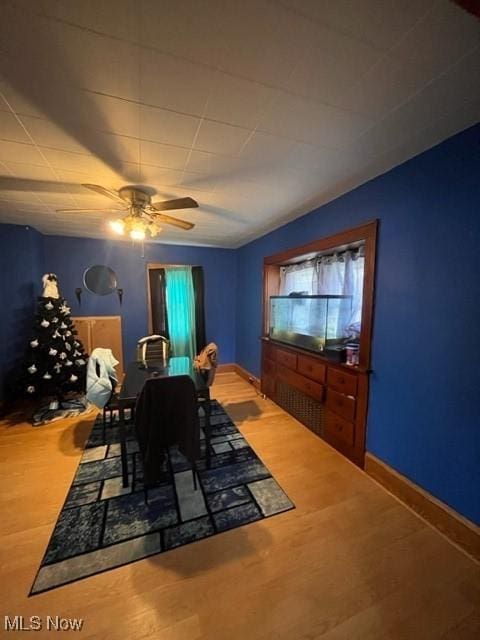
[19,274,88,400]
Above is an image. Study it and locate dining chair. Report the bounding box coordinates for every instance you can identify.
[194,341,217,382]
[135,375,200,500]
[86,348,121,441]
[137,335,170,362]
[102,377,120,441]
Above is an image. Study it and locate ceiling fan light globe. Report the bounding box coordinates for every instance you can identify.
[149,222,161,237]
[110,219,125,235]
[130,228,146,241]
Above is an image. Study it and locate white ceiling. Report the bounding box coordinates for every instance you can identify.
[0,0,478,248]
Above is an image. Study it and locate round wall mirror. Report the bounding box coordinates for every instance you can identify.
[83,265,118,295]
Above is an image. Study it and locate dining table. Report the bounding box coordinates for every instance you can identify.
[117,356,212,487]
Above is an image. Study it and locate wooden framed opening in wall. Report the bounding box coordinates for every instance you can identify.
[262,220,378,371]
[261,220,378,468]
[146,263,207,355]
[146,263,199,335]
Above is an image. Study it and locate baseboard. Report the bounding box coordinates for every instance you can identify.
[233,364,261,390]
[217,363,236,374]
[365,453,479,562]
[217,363,261,390]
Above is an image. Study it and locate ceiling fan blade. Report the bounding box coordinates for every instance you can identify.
[151,197,198,212]
[149,211,195,230]
[56,207,126,213]
[81,183,124,203]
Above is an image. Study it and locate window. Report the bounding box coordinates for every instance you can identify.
[279,247,365,339]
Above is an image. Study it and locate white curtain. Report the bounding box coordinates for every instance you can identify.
[347,248,365,334]
[279,249,365,339]
[279,259,316,295]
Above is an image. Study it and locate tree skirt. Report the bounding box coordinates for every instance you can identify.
[30,400,294,594]
[32,396,92,426]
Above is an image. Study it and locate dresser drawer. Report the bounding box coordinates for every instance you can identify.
[276,348,297,370]
[277,365,324,401]
[297,355,326,383]
[326,388,356,421]
[327,368,358,396]
[325,410,355,446]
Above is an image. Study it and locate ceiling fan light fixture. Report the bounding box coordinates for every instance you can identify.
[109,214,162,241]
[72,185,195,239]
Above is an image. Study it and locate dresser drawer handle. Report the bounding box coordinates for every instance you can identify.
[336,398,344,407]
[336,424,344,431]
[338,377,345,384]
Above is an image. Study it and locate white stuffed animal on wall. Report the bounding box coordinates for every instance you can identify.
[42,273,60,299]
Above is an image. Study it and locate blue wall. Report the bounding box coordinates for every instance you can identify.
[236,124,480,524]
[42,236,237,366]
[0,225,44,401]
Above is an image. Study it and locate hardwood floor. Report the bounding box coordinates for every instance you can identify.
[0,372,478,639]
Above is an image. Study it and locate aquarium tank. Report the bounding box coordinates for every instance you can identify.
[269,295,353,353]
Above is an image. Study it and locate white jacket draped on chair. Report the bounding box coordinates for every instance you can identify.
[86,348,119,409]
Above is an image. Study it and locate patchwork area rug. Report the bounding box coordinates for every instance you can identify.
[31,401,294,594]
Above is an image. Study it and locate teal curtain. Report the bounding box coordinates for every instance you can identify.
[165,267,197,360]
[168,356,190,376]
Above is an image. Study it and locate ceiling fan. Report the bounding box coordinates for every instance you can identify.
[56,184,198,240]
